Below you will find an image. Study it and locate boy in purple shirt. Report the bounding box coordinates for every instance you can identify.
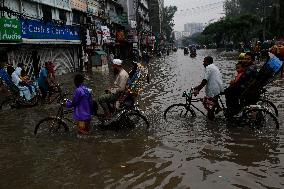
[66,74,93,134]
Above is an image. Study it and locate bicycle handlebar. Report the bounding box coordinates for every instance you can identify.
[182,88,194,98]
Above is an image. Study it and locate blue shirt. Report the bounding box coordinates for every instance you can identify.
[265,56,283,74]
[0,68,14,86]
[38,67,49,91]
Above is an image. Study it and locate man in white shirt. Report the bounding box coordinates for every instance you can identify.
[193,56,223,120]
[98,59,129,119]
[11,63,33,100]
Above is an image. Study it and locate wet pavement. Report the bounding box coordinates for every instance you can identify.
[0,49,283,189]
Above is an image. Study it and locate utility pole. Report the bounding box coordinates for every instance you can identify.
[274,0,280,35]
[263,6,266,41]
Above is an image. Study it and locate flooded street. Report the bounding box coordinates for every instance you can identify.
[0,49,283,189]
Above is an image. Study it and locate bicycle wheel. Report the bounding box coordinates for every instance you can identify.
[118,111,149,132]
[164,103,196,121]
[34,116,69,137]
[17,95,39,108]
[243,108,279,130]
[257,99,278,117]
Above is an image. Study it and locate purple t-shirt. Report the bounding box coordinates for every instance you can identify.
[66,85,93,121]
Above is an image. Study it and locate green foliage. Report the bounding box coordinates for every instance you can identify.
[200,0,283,47]
[202,14,261,47]
[161,6,177,42]
[182,33,213,47]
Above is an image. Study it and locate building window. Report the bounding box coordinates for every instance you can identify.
[59,9,66,21]
[72,10,84,24]
[42,5,52,21]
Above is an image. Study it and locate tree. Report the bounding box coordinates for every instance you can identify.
[161,6,177,42]
[224,0,239,17]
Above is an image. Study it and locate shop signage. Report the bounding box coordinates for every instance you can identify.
[120,12,128,26]
[130,20,137,29]
[127,29,138,43]
[0,18,21,42]
[116,31,125,41]
[108,11,123,24]
[21,19,80,41]
[101,26,111,43]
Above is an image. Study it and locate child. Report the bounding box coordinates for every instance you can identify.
[66,74,93,135]
[20,69,34,94]
[230,62,245,85]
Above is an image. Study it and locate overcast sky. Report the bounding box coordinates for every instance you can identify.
[164,0,225,31]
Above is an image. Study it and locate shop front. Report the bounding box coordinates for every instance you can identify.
[7,18,81,76]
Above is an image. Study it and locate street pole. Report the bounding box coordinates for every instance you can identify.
[263,6,266,41]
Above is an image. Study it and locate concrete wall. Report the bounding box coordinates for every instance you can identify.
[4,0,72,25]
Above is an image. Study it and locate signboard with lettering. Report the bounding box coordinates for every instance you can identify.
[0,18,21,42]
[101,26,111,43]
[21,18,80,41]
[127,29,138,43]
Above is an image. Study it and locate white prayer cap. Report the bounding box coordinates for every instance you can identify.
[112,59,122,65]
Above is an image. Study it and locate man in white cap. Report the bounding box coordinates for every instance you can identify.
[98,59,129,119]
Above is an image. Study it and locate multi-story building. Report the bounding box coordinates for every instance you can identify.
[0,0,159,75]
[173,31,182,40]
[149,0,163,34]
[0,0,81,75]
[149,0,163,50]
[118,0,153,53]
[184,22,204,35]
[182,31,190,38]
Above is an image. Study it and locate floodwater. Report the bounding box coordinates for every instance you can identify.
[0,49,283,189]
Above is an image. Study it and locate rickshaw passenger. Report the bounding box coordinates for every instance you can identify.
[0,63,14,87]
[11,63,34,100]
[224,52,258,116]
[239,47,283,106]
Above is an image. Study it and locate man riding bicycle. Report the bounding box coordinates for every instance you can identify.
[98,59,129,119]
[193,56,224,120]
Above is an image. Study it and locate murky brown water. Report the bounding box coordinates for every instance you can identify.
[0,49,283,189]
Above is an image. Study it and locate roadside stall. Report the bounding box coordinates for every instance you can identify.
[90,49,108,72]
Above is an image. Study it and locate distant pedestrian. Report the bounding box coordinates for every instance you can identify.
[82,52,89,72]
[142,51,150,64]
[38,62,50,102]
[109,52,114,64]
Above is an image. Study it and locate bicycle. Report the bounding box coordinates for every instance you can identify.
[34,93,150,137]
[45,83,71,104]
[256,88,278,117]
[164,88,279,130]
[0,78,40,110]
[0,82,69,110]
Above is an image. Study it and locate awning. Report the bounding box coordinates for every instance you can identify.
[95,50,107,55]
[22,39,81,45]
